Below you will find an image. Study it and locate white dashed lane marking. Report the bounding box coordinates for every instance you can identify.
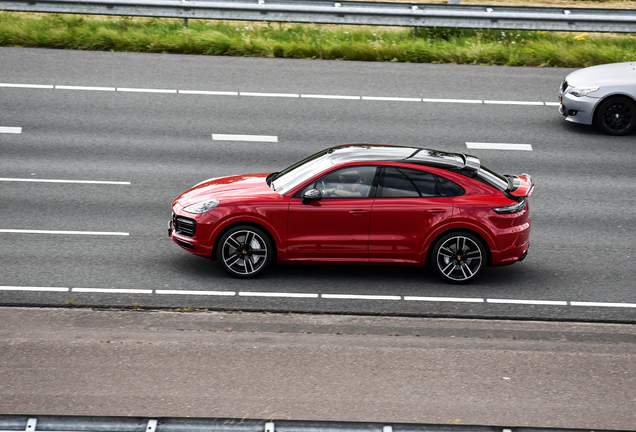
[0,178,130,185]
[1,286,635,310]
[56,85,116,92]
[213,134,278,142]
[0,127,22,134]
[0,82,556,106]
[0,229,129,236]
[466,142,534,151]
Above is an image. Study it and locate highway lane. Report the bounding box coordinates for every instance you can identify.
[1,47,635,321]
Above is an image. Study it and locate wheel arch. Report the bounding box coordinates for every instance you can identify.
[592,93,636,124]
[211,220,279,262]
[425,228,492,267]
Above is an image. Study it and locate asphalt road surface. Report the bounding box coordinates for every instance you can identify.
[1,47,636,322]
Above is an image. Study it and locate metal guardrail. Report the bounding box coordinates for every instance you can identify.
[0,416,627,432]
[1,0,636,32]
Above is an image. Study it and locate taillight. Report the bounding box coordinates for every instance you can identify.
[493,198,526,214]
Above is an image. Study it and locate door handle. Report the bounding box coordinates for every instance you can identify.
[349,210,367,216]
[427,208,447,213]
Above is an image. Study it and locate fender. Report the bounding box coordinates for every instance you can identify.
[207,211,288,261]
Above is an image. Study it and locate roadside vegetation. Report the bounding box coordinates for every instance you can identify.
[1,0,635,68]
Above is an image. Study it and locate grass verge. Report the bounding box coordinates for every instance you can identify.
[1,12,635,67]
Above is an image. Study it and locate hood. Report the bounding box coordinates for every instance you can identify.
[175,173,277,206]
[566,62,635,87]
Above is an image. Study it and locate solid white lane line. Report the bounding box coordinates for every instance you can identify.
[423,98,482,104]
[322,294,401,300]
[404,296,484,303]
[156,290,236,296]
[301,94,361,100]
[72,287,152,294]
[179,90,239,96]
[484,100,545,106]
[0,178,130,185]
[241,92,299,98]
[56,85,116,91]
[362,96,421,102]
[117,88,177,93]
[212,134,278,142]
[488,299,568,306]
[0,127,22,134]
[545,102,560,106]
[239,292,319,298]
[466,142,533,151]
[0,83,54,89]
[570,301,636,308]
[0,286,69,292]
[0,229,129,236]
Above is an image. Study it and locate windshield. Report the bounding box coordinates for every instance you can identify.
[270,149,334,194]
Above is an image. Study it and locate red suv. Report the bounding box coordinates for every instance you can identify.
[170,144,533,283]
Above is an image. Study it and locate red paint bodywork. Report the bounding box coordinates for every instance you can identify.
[170,159,531,269]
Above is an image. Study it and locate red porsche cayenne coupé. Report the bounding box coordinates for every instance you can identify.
[170,144,533,283]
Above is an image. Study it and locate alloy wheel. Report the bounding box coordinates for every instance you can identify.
[220,229,269,277]
[434,234,484,283]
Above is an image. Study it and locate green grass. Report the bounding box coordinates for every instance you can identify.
[1,12,635,67]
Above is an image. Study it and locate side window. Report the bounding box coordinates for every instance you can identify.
[401,168,439,197]
[380,167,420,198]
[297,166,377,199]
[437,176,465,197]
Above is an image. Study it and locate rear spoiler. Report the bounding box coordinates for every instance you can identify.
[505,173,534,198]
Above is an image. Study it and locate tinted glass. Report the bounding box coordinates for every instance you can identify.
[381,167,420,198]
[438,176,465,197]
[402,168,439,197]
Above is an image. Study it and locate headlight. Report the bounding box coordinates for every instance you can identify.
[493,199,526,215]
[569,86,599,97]
[183,199,220,214]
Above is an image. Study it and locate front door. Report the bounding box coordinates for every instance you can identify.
[286,166,377,261]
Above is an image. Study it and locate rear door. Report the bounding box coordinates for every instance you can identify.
[369,166,453,263]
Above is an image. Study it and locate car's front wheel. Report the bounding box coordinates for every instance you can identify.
[432,232,485,284]
[217,225,274,278]
[595,96,636,136]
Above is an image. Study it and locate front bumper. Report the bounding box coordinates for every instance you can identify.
[558,91,598,126]
[169,206,215,258]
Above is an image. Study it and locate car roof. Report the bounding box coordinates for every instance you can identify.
[327,144,481,172]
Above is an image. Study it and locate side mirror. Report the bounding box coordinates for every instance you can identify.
[302,188,322,205]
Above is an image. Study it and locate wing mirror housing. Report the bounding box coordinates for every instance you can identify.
[302,188,322,205]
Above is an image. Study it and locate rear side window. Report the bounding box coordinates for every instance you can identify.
[437,176,465,197]
[380,167,443,198]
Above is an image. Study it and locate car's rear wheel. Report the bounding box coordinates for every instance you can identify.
[217,225,273,278]
[595,96,636,136]
[432,232,485,284]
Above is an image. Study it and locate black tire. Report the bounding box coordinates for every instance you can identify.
[595,96,636,136]
[216,225,274,278]
[432,232,486,284]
